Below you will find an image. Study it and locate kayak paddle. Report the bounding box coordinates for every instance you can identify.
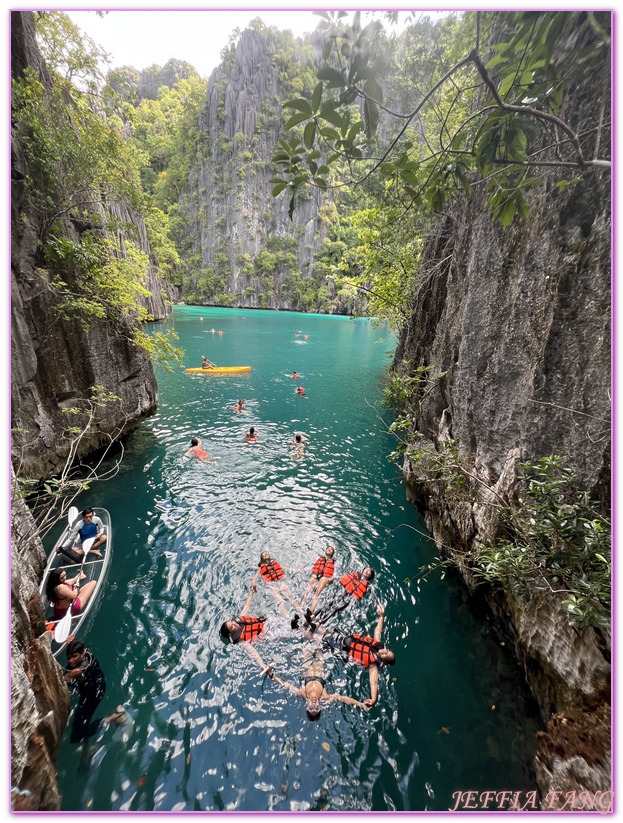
[53,537,96,644]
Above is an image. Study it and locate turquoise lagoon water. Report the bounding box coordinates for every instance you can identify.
[52,307,541,812]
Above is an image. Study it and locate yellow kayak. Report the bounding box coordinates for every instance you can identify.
[185,366,251,374]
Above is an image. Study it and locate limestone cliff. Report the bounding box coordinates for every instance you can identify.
[10,11,170,808]
[182,26,337,310]
[11,487,69,811]
[11,10,170,483]
[395,24,611,801]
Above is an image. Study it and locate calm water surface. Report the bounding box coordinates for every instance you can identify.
[53,307,541,812]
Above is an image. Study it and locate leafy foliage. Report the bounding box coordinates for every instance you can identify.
[472,457,611,629]
[272,11,610,226]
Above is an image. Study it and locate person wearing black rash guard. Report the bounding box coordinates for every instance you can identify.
[304,566,375,630]
[319,605,396,707]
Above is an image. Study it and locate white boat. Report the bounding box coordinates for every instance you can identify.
[39,507,112,659]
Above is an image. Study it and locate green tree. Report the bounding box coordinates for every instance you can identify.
[272,11,610,226]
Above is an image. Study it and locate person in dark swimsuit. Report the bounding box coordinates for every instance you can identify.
[304,566,375,630]
[268,645,368,719]
[319,606,396,707]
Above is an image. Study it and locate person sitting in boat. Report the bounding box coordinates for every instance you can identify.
[245,426,258,443]
[46,568,97,619]
[299,545,335,612]
[268,643,368,720]
[252,551,300,614]
[303,567,375,631]
[60,507,106,561]
[219,583,272,671]
[201,356,216,370]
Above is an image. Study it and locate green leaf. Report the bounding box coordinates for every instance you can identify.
[363,98,379,138]
[271,182,288,196]
[498,73,515,98]
[318,108,344,129]
[311,82,323,113]
[284,98,313,116]
[285,112,310,130]
[316,67,346,87]
[363,77,383,103]
[303,120,316,150]
[499,199,516,227]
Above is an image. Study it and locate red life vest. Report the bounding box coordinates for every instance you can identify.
[312,556,335,579]
[348,634,384,668]
[259,559,284,582]
[340,572,368,600]
[231,616,265,644]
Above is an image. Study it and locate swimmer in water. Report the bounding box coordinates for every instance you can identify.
[245,426,258,443]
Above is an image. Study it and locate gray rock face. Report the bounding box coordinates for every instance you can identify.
[10,11,171,809]
[11,488,70,811]
[395,48,610,800]
[11,11,168,483]
[183,28,332,309]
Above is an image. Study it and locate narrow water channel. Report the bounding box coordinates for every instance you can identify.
[52,307,541,812]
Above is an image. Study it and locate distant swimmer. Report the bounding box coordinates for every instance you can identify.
[233,399,245,413]
[245,426,258,443]
[304,335,308,340]
[291,433,306,458]
[292,372,299,379]
[296,386,305,395]
[210,328,216,333]
[185,436,219,463]
[218,330,223,335]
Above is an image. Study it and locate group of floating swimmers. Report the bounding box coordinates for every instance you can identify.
[219,548,396,719]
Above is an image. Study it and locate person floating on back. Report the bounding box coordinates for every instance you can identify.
[268,643,368,719]
[319,605,396,707]
[291,432,306,458]
[253,551,300,615]
[299,546,335,612]
[303,567,375,631]
[219,582,271,671]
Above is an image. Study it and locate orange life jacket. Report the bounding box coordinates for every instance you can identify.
[259,559,284,582]
[348,634,384,668]
[340,572,368,600]
[231,616,265,644]
[312,556,335,579]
